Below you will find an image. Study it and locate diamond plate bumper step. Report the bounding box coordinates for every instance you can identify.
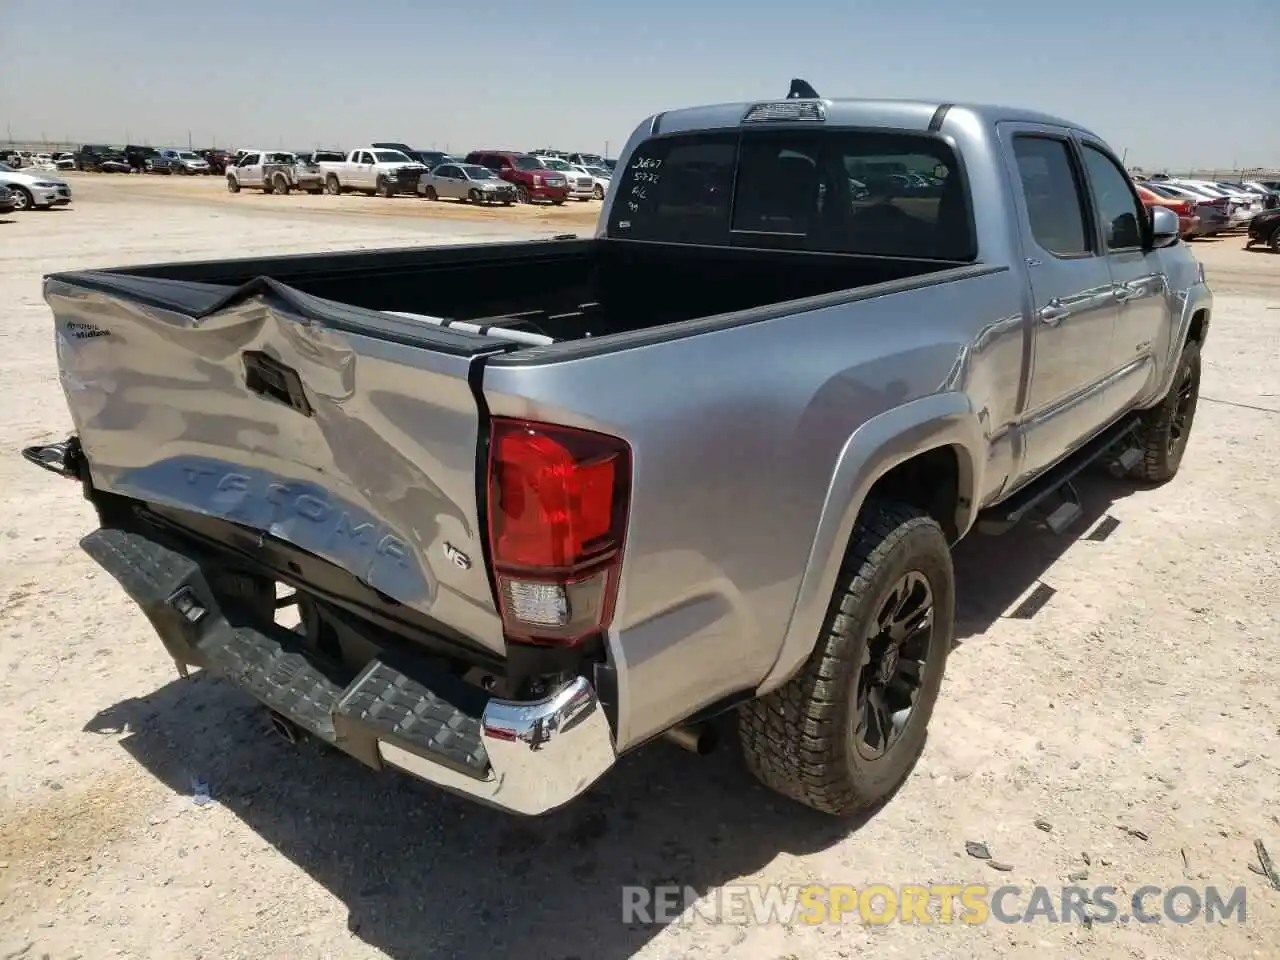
[79,526,616,814]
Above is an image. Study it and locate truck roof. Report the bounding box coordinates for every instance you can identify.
[644,97,1100,143]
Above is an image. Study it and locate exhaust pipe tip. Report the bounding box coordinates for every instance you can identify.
[662,721,718,756]
[268,711,302,746]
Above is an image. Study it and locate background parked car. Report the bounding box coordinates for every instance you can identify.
[1163,179,1257,228]
[572,162,611,199]
[419,162,516,204]
[1244,204,1280,252]
[226,150,323,194]
[52,153,76,170]
[464,150,569,204]
[296,149,346,165]
[0,185,15,215]
[158,149,210,175]
[124,145,167,174]
[414,150,461,169]
[534,156,596,200]
[1135,182,1197,239]
[198,150,234,175]
[1139,181,1228,236]
[75,145,131,173]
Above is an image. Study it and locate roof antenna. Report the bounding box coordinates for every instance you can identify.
[787,78,820,99]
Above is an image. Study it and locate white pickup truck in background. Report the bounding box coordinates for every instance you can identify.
[319,148,427,197]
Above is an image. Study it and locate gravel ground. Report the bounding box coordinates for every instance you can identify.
[1,179,1278,960]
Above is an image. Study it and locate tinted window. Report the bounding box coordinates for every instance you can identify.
[1012,137,1091,257]
[608,133,737,245]
[1080,144,1143,249]
[608,130,973,258]
[436,165,458,178]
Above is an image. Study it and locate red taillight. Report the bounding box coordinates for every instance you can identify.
[486,418,631,645]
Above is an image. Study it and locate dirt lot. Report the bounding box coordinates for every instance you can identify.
[1,177,1278,960]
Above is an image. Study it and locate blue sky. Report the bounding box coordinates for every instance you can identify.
[4,0,1277,169]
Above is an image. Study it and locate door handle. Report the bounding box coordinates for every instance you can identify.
[1112,286,1131,301]
[1038,299,1068,325]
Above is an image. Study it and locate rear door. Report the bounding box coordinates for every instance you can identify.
[1001,124,1122,482]
[48,265,513,655]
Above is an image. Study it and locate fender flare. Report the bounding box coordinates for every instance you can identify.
[756,392,985,695]
[1143,281,1212,407]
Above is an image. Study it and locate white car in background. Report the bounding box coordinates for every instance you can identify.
[0,161,73,210]
[571,163,611,200]
[1167,178,1259,228]
[535,156,595,200]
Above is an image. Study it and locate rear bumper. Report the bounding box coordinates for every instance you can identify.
[77,523,617,815]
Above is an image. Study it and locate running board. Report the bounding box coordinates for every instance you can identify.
[977,417,1142,535]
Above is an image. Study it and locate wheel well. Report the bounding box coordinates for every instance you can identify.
[865,446,962,542]
[1186,310,1208,345]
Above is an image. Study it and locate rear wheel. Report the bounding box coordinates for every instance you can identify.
[272,173,291,195]
[1130,340,1201,484]
[552,198,565,206]
[738,501,953,816]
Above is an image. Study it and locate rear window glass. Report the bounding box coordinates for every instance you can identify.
[607,129,975,260]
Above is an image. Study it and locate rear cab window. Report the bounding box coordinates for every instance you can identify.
[1011,136,1093,257]
[606,128,976,260]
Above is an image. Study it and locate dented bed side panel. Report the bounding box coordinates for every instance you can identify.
[48,275,508,656]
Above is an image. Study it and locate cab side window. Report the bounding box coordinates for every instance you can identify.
[1012,136,1092,258]
[1081,144,1144,250]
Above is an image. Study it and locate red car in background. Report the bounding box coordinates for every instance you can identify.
[464,150,570,204]
[1135,182,1197,240]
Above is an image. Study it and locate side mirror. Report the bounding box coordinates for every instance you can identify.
[1149,206,1180,248]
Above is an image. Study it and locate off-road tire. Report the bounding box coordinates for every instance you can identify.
[272,173,291,196]
[738,501,954,816]
[226,176,239,194]
[1129,339,1201,484]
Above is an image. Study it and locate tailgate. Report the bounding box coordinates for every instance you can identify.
[46,269,509,656]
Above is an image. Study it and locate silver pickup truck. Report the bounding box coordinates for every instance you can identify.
[24,81,1210,818]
